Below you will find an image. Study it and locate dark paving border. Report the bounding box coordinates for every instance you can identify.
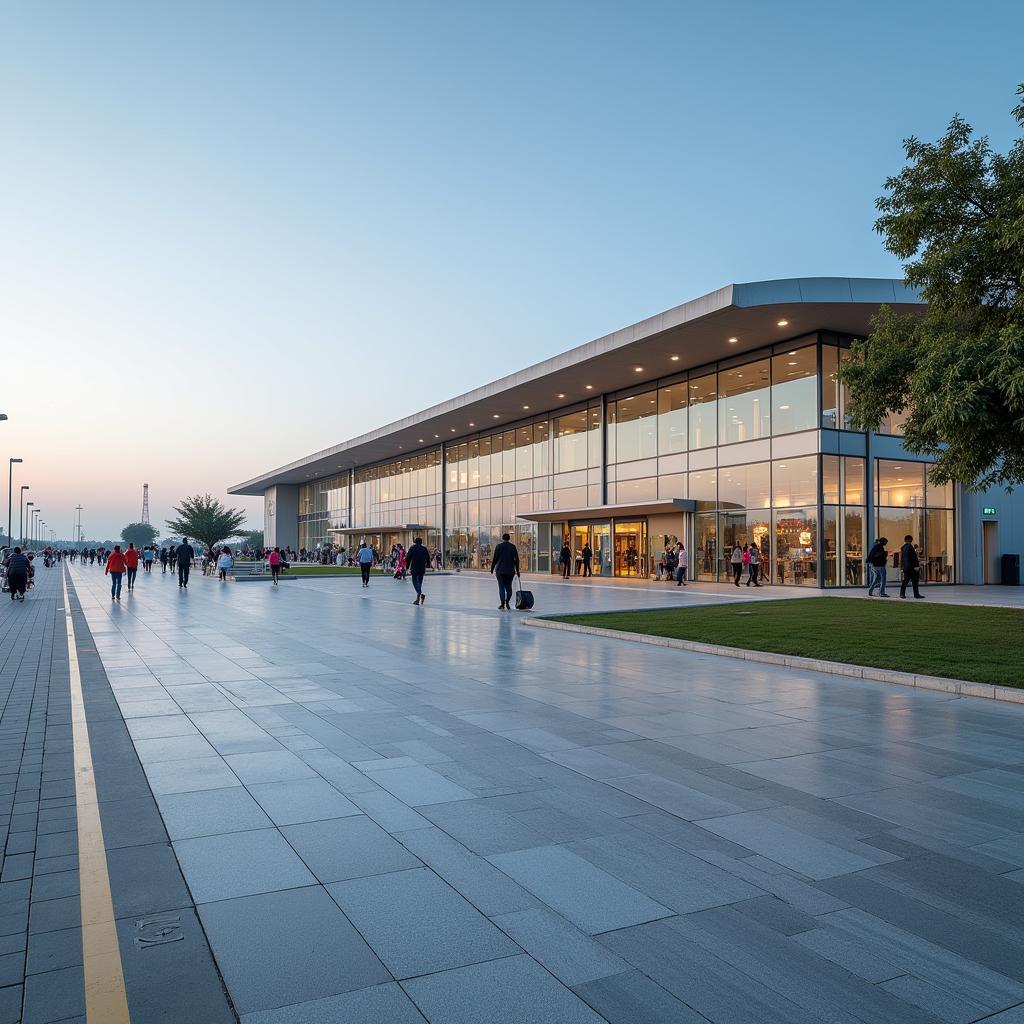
[63,573,237,1024]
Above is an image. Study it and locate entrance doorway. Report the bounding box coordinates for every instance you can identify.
[570,522,611,576]
[613,521,647,577]
[983,520,999,584]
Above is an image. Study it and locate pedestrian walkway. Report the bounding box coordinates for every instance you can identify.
[61,564,1024,1023]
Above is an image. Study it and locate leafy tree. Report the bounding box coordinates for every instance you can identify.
[239,529,264,549]
[166,494,247,551]
[840,84,1024,490]
[121,522,158,547]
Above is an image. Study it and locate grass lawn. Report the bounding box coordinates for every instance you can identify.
[550,597,1024,688]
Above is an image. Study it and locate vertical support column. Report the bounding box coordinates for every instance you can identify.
[599,392,608,507]
[440,445,447,565]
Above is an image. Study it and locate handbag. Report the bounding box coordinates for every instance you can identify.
[514,576,534,610]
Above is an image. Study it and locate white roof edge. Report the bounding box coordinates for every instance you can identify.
[229,277,920,494]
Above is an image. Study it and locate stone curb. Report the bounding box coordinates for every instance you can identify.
[526,618,1024,705]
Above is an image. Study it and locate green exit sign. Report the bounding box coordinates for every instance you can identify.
[983,506,997,515]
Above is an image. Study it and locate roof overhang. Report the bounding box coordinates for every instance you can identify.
[518,498,695,523]
[229,277,923,495]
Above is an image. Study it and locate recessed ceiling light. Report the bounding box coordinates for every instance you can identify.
[728,337,738,344]
[418,438,424,442]
[522,405,529,410]
[585,385,593,390]
[777,319,789,327]
[450,428,456,432]
[493,414,500,418]
[469,422,475,427]
[634,367,643,373]
[780,404,791,410]
[557,393,565,398]
[788,361,797,366]
[670,355,680,361]
[434,434,439,438]
[788,350,797,355]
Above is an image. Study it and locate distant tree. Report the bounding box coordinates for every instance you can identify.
[840,84,1024,490]
[166,494,247,552]
[240,529,264,549]
[121,522,158,547]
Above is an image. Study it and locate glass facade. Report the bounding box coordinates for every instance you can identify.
[284,333,956,586]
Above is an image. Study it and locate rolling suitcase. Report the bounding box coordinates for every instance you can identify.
[514,579,534,610]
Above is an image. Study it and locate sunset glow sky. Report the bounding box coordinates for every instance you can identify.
[2,0,1020,540]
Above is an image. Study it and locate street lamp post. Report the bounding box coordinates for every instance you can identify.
[32,510,41,549]
[75,505,83,548]
[23,499,33,547]
[7,458,22,550]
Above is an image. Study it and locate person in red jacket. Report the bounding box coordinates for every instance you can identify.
[106,544,127,601]
[124,543,140,592]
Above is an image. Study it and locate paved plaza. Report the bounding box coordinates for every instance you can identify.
[7,563,1024,1022]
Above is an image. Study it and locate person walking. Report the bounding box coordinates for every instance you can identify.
[581,542,593,577]
[899,534,924,599]
[407,536,429,605]
[6,547,30,602]
[159,546,168,573]
[106,544,127,601]
[217,546,233,581]
[143,545,155,573]
[176,537,196,589]
[747,543,762,587]
[268,546,283,585]
[357,542,374,587]
[490,532,520,610]
[730,544,743,586]
[558,541,572,580]
[124,543,140,592]
[674,542,688,586]
[866,537,890,597]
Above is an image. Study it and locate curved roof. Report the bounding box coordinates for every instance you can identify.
[229,277,922,494]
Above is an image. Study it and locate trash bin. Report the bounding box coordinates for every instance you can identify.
[1001,553,1020,586]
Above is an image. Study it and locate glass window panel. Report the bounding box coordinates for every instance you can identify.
[717,463,770,510]
[555,411,589,472]
[772,346,817,434]
[822,455,840,504]
[843,507,865,586]
[925,508,954,583]
[658,383,688,454]
[615,477,657,502]
[502,431,515,482]
[876,508,924,583]
[927,473,953,508]
[821,344,839,428]
[533,420,549,477]
[687,373,717,449]
[491,431,503,484]
[658,473,687,499]
[876,460,925,507]
[823,506,838,586]
[688,469,718,511]
[843,457,865,505]
[694,513,718,581]
[610,391,658,463]
[772,456,818,507]
[588,404,602,467]
[877,408,909,436]
[478,436,491,485]
[719,360,770,444]
[515,425,533,479]
[774,507,818,586]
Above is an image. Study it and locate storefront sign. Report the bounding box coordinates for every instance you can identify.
[983,506,997,516]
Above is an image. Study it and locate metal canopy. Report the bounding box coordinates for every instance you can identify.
[518,498,695,523]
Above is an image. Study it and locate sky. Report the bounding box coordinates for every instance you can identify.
[1,0,1021,541]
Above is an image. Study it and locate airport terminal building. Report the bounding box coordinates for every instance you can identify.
[230,278,1020,587]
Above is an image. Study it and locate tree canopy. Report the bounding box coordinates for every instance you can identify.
[166,494,247,551]
[840,84,1024,490]
[240,529,264,549]
[121,522,158,547]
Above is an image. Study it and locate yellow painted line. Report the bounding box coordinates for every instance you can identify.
[62,566,132,1024]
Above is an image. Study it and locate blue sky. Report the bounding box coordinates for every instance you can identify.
[1,0,1021,538]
